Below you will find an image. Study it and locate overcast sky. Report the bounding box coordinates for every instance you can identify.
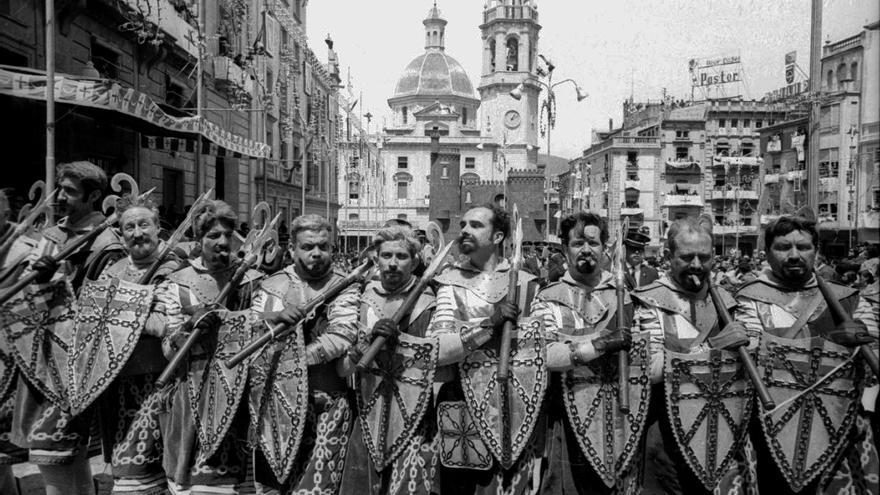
[307,0,878,159]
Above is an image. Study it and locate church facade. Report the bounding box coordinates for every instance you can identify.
[340,1,548,244]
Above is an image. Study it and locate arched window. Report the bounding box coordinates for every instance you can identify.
[489,39,496,72]
[506,37,519,71]
[465,191,472,204]
[850,61,859,82]
[836,63,847,88]
[826,70,833,89]
[462,107,468,125]
[402,106,408,124]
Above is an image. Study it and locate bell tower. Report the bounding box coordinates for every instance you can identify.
[478,0,541,169]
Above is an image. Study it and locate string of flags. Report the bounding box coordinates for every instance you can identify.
[140,135,243,159]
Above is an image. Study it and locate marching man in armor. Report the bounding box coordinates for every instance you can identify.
[531,212,639,494]
[152,199,263,494]
[736,215,878,495]
[249,214,360,493]
[632,216,758,494]
[88,195,181,494]
[337,224,440,495]
[5,162,120,495]
[428,204,542,495]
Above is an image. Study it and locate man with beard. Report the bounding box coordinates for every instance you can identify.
[623,228,658,290]
[90,196,181,494]
[6,162,121,495]
[152,199,263,494]
[24,162,123,288]
[428,204,540,495]
[736,215,878,495]
[632,216,757,494]
[337,224,439,495]
[249,214,360,493]
[531,212,635,494]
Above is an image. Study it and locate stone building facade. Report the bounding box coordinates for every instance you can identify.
[0,0,340,230]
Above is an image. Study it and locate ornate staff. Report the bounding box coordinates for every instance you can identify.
[136,189,214,285]
[155,212,281,387]
[614,218,631,413]
[224,258,375,368]
[706,276,776,409]
[815,272,880,379]
[0,182,56,261]
[356,236,458,370]
[0,173,153,305]
[495,204,523,464]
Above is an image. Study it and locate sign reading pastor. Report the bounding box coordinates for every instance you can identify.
[689,55,744,89]
[693,70,742,87]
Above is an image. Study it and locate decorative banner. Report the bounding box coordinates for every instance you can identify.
[0,66,270,158]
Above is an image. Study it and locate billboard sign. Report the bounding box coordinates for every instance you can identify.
[689,55,745,92]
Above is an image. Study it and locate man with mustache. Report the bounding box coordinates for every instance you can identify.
[632,216,756,494]
[531,212,636,494]
[736,215,878,495]
[5,162,121,495]
[249,214,360,493]
[91,196,181,495]
[26,162,124,288]
[151,199,263,494]
[336,224,439,495]
[428,204,540,494]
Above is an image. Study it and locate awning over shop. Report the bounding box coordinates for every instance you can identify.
[0,65,270,158]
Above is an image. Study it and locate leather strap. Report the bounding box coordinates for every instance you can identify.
[779,294,824,339]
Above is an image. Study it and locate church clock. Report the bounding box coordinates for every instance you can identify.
[504,110,521,129]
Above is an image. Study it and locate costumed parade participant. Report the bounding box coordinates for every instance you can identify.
[150,199,264,494]
[83,194,182,495]
[337,224,441,495]
[247,214,360,493]
[428,204,543,495]
[531,212,643,495]
[632,216,760,494]
[2,162,123,495]
[736,215,879,495]
[0,189,25,494]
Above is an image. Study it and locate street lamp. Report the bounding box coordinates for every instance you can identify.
[510,61,587,238]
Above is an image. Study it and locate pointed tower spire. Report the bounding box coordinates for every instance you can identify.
[423,1,447,51]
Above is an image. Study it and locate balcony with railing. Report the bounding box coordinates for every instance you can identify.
[664,194,703,207]
[823,34,861,56]
[713,225,759,235]
[621,204,644,215]
[116,0,199,58]
[665,157,701,174]
[712,156,763,168]
[711,188,758,200]
[483,3,539,23]
[819,177,840,191]
[256,160,301,185]
[338,220,386,231]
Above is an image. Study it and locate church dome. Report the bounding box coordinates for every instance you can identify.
[393,51,476,100]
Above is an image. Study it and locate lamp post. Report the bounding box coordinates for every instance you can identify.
[510,60,587,239]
